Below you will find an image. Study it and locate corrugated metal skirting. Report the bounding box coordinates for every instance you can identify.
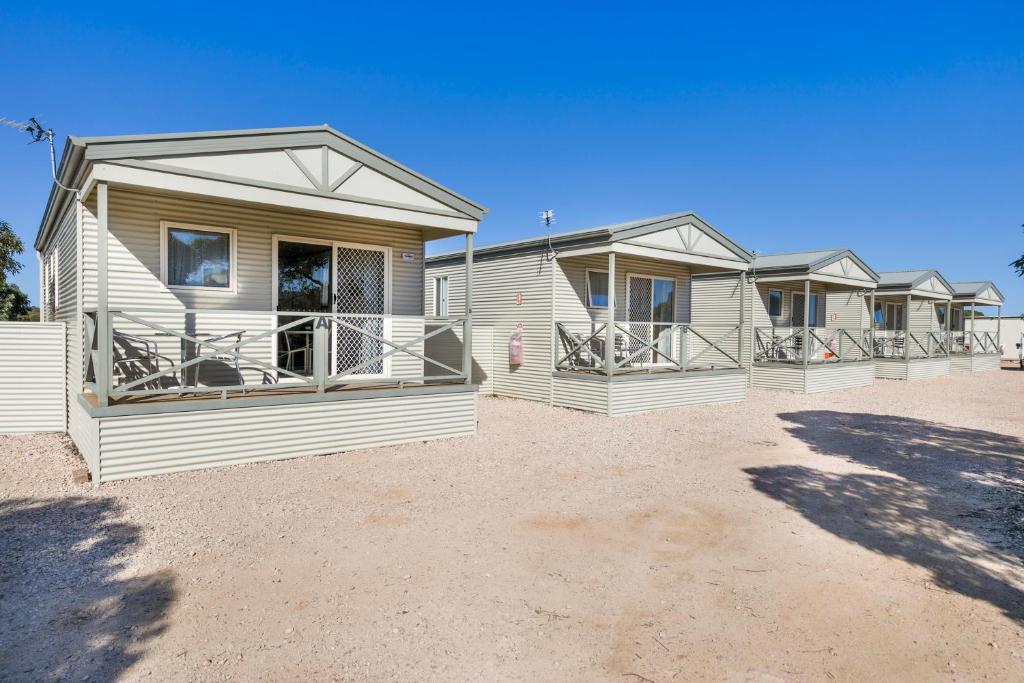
[0,323,66,433]
[95,389,477,481]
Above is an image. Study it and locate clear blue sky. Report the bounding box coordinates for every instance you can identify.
[1,2,1022,311]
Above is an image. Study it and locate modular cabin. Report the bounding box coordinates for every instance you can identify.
[424,212,752,417]
[871,270,954,380]
[746,249,878,393]
[34,125,486,481]
[948,281,1005,372]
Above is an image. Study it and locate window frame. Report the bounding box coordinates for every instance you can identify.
[160,220,238,293]
[433,275,449,318]
[791,290,820,327]
[585,269,610,309]
[767,288,783,319]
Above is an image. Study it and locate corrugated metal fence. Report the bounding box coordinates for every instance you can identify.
[0,322,67,433]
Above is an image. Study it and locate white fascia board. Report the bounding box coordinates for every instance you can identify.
[807,273,878,288]
[555,242,748,271]
[83,163,478,234]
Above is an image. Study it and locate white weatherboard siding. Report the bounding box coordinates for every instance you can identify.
[555,253,693,325]
[875,357,951,380]
[95,389,477,481]
[551,375,609,414]
[950,355,998,373]
[423,323,494,393]
[805,362,874,393]
[0,323,66,433]
[84,188,425,314]
[82,188,429,383]
[908,357,951,380]
[750,365,806,392]
[690,274,744,367]
[428,252,553,403]
[610,371,746,416]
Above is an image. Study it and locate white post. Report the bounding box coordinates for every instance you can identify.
[463,233,473,384]
[997,305,1002,356]
[905,294,912,368]
[95,182,110,407]
[970,303,976,356]
[869,290,875,359]
[802,279,811,367]
[605,252,616,377]
[737,272,745,369]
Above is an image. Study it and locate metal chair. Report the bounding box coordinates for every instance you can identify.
[192,331,246,392]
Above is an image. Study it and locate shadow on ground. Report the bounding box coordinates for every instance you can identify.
[745,411,1024,623]
[0,497,176,681]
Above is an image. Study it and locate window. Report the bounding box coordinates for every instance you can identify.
[874,302,884,329]
[882,302,904,331]
[791,292,819,326]
[161,222,235,290]
[587,270,609,308]
[433,276,449,317]
[936,304,946,327]
[768,289,783,318]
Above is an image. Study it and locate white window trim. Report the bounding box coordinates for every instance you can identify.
[767,288,783,319]
[160,220,238,293]
[625,273,678,323]
[270,234,393,381]
[585,268,609,309]
[625,273,678,367]
[433,275,449,318]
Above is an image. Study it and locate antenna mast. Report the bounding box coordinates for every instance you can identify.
[1,116,77,193]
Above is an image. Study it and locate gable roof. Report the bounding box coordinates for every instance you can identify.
[751,248,879,282]
[950,280,1005,305]
[37,124,487,249]
[428,211,752,265]
[876,269,954,297]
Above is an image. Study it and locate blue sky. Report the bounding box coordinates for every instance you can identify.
[1,2,1022,311]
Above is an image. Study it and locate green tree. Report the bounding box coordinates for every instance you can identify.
[0,219,31,320]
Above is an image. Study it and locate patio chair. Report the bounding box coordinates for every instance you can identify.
[191,331,246,392]
[111,331,179,391]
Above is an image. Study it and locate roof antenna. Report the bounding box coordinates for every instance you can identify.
[1,116,77,193]
[747,249,759,282]
[540,209,555,259]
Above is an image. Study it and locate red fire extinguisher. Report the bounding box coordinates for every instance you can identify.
[508,331,523,366]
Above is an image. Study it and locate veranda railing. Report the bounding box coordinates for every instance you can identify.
[554,320,742,373]
[83,308,469,404]
[754,327,871,364]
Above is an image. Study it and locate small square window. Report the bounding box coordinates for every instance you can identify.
[162,223,234,290]
[768,289,782,318]
[587,270,608,308]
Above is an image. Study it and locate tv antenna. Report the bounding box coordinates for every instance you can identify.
[539,210,555,259]
[0,116,77,192]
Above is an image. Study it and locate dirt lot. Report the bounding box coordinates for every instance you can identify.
[2,367,1024,682]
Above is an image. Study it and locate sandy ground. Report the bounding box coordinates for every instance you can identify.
[2,367,1024,682]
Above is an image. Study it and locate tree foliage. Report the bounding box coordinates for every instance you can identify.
[0,219,30,320]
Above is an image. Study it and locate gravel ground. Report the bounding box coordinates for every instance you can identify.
[2,367,1024,681]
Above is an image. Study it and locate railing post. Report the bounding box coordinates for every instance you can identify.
[969,302,976,356]
[905,294,912,367]
[802,279,810,368]
[868,290,876,360]
[681,325,689,373]
[95,182,110,407]
[996,305,1002,356]
[737,271,745,370]
[463,233,473,384]
[313,317,327,393]
[945,300,952,357]
[605,251,616,378]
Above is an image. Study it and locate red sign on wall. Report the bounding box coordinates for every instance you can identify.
[515,292,523,305]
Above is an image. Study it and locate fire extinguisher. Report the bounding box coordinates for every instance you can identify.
[508,331,523,366]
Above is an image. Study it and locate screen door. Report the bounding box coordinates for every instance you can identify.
[627,276,675,365]
[335,245,387,376]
